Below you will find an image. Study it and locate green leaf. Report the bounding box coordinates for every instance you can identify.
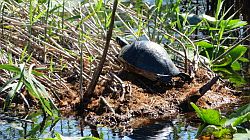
[213,67,246,86]
[231,61,241,71]
[3,25,13,29]
[218,21,226,40]
[22,64,58,117]
[226,112,250,127]
[54,132,63,140]
[33,9,47,23]
[200,125,232,138]
[190,102,226,126]
[95,0,103,11]
[49,5,62,14]
[66,15,81,21]
[228,45,248,63]
[229,75,247,86]
[81,136,101,140]
[231,112,250,127]
[212,67,232,74]
[156,0,163,13]
[88,55,95,63]
[202,14,217,23]
[226,19,247,29]
[200,109,226,126]
[31,70,44,77]
[196,40,213,48]
[7,53,13,65]
[215,0,223,20]
[0,64,21,73]
[3,81,23,111]
[238,57,250,63]
[190,102,204,121]
[228,73,247,86]
[207,27,220,31]
[38,0,47,4]
[229,103,250,118]
[213,56,232,67]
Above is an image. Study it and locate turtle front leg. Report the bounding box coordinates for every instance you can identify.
[156,74,173,85]
[177,73,192,83]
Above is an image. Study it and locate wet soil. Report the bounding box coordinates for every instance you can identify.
[52,68,242,130]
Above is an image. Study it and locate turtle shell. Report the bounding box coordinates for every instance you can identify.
[118,41,180,80]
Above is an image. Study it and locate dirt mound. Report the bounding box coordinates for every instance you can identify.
[57,68,238,129]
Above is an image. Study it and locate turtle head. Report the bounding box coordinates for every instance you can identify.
[116,36,129,47]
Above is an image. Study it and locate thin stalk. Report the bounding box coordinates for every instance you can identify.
[84,0,118,101]
[1,2,4,36]
[61,0,65,45]
[79,3,84,104]
[28,0,33,54]
[44,0,51,63]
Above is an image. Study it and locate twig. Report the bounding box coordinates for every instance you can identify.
[0,115,33,123]
[170,28,198,73]
[100,96,115,114]
[109,72,126,101]
[158,28,188,72]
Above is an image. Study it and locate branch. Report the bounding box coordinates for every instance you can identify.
[84,0,119,100]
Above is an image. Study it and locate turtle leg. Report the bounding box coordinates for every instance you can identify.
[156,74,173,85]
[178,73,192,83]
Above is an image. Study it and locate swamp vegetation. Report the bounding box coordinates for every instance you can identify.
[0,0,249,139]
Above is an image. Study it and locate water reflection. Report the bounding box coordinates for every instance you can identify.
[0,112,199,140]
[128,116,198,140]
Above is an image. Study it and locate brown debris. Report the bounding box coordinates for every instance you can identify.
[73,68,239,129]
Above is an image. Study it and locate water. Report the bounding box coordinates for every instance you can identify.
[0,113,199,140]
[127,118,198,140]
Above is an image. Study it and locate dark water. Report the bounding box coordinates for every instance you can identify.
[0,113,199,140]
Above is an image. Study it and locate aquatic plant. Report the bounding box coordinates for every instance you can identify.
[192,0,249,85]
[191,102,250,139]
[0,63,59,117]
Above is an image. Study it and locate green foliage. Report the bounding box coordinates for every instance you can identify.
[229,103,250,118]
[191,102,226,126]
[199,125,233,138]
[0,64,59,117]
[191,0,248,85]
[191,102,250,139]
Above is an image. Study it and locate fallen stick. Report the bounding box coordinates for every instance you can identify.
[100,96,115,114]
[0,115,33,123]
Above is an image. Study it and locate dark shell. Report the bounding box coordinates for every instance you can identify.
[118,41,180,77]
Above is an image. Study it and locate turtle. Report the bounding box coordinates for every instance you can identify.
[116,37,191,84]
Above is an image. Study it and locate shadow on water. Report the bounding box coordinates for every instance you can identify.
[0,111,200,140]
[127,115,199,140]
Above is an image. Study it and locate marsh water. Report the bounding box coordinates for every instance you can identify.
[1,94,249,140]
[0,112,199,140]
